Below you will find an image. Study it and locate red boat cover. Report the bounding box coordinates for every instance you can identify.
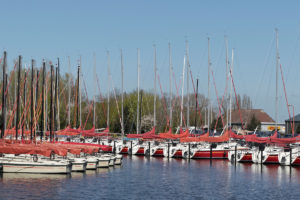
[57,141,110,152]
[180,130,230,143]
[127,127,160,139]
[159,128,189,139]
[0,144,53,157]
[244,131,296,144]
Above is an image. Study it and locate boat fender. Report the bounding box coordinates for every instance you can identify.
[118,147,122,152]
[33,155,38,162]
[237,153,241,159]
[152,149,155,153]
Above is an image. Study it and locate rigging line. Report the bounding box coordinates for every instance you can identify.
[172,69,187,129]
[95,74,107,125]
[189,66,203,126]
[33,73,51,133]
[110,73,123,133]
[280,64,294,136]
[213,69,229,130]
[157,74,170,129]
[32,70,41,134]
[0,62,17,111]
[254,37,275,107]
[81,76,95,130]
[16,69,30,129]
[229,67,244,130]
[83,102,93,129]
[211,70,225,132]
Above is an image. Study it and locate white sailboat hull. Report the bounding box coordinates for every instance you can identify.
[1,162,71,174]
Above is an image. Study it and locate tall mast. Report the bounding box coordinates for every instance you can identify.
[180,56,186,128]
[1,51,6,139]
[137,48,140,134]
[30,59,34,140]
[186,40,190,129]
[57,58,60,130]
[16,55,21,140]
[121,49,125,138]
[275,28,279,132]
[68,57,71,126]
[54,67,58,133]
[35,69,39,140]
[207,38,211,132]
[50,65,54,142]
[93,54,96,128]
[79,57,82,128]
[153,45,157,131]
[22,66,27,139]
[41,61,45,141]
[225,36,229,129]
[107,51,110,130]
[194,78,199,132]
[169,43,173,129]
[14,58,17,129]
[45,64,48,134]
[76,65,80,128]
[229,49,234,127]
[2,74,7,139]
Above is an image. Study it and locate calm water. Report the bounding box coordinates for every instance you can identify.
[1,156,300,200]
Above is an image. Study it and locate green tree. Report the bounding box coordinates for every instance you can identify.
[247,114,261,131]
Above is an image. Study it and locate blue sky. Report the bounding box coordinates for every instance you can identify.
[1,0,300,122]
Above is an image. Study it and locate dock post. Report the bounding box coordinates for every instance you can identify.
[188,143,191,160]
[148,142,151,157]
[234,145,237,166]
[130,141,133,156]
[260,149,263,165]
[113,141,116,155]
[167,142,170,159]
[290,147,292,167]
[210,144,212,160]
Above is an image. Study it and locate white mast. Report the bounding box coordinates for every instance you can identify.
[207,37,211,132]
[79,57,82,128]
[57,59,60,131]
[153,45,157,130]
[137,48,140,134]
[107,51,110,130]
[45,66,48,132]
[121,49,125,138]
[169,43,173,129]
[93,53,96,128]
[186,40,190,129]
[229,49,234,128]
[180,56,186,128]
[68,56,71,126]
[275,28,279,132]
[225,37,229,129]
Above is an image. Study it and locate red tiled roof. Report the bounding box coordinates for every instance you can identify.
[230,109,274,124]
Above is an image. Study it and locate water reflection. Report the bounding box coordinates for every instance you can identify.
[1,157,300,199]
[2,173,70,181]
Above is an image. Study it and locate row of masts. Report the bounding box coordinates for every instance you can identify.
[0,30,281,139]
[0,54,65,141]
[0,43,235,140]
